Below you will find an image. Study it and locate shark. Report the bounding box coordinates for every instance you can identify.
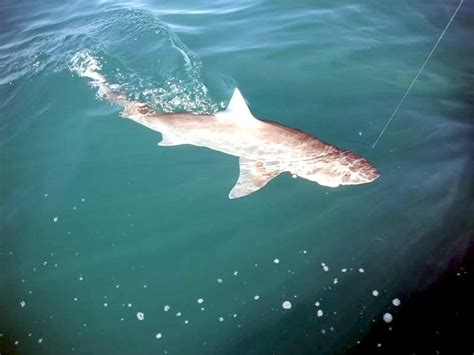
[79,66,379,199]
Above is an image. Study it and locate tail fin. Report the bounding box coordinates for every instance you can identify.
[69,51,129,107]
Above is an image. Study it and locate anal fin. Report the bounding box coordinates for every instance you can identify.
[229,158,282,199]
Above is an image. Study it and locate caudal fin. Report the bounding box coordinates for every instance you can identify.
[69,51,129,107]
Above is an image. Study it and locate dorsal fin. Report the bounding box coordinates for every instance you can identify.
[229,158,282,199]
[216,88,259,126]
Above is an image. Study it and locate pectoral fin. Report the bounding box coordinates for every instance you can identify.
[158,134,185,146]
[229,158,282,199]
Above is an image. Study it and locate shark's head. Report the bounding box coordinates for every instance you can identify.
[295,149,380,188]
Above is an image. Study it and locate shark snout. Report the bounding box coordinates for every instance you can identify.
[357,165,380,184]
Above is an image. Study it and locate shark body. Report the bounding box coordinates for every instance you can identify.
[82,68,379,199]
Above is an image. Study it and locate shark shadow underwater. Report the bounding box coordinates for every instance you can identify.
[77,62,380,199]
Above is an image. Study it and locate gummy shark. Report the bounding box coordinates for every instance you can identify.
[80,68,379,199]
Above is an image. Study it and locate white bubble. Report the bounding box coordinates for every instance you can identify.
[218,317,224,322]
[103,303,108,307]
[127,303,132,308]
[38,338,43,344]
[314,301,320,307]
[358,268,365,273]
[333,278,338,284]
[282,301,292,310]
[163,305,170,312]
[176,312,182,317]
[317,309,323,317]
[254,295,260,300]
[197,298,204,304]
[291,174,297,179]
[372,290,379,297]
[136,312,144,321]
[323,265,329,272]
[217,278,223,283]
[273,258,280,264]
[383,313,393,323]
[392,298,401,306]
[233,271,238,276]
[20,301,26,308]
[341,268,347,272]
[155,333,162,339]
[53,217,58,222]
[184,320,189,324]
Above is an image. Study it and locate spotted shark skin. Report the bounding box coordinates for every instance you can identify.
[79,68,379,199]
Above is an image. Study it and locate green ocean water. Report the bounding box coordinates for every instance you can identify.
[0,0,472,354]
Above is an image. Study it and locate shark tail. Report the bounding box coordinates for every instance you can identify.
[69,51,129,107]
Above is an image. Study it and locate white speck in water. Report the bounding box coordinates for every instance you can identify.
[44,193,48,197]
[176,312,182,317]
[303,250,307,254]
[321,329,326,335]
[38,338,43,344]
[184,320,189,324]
[233,271,238,276]
[273,258,280,264]
[103,303,108,307]
[282,301,292,310]
[53,217,58,223]
[341,268,347,272]
[73,206,77,210]
[115,284,120,289]
[155,333,162,339]
[197,298,204,304]
[233,313,237,318]
[392,298,401,306]
[136,312,144,321]
[127,303,132,308]
[79,276,83,281]
[218,317,224,322]
[217,278,223,283]
[200,307,205,311]
[163,305,170,312]
[74,297,78,302]
[323,265,329,272]
[20,301,26,308]
[372,290,379,297]
[43,261,47,266]
[317,309,324,317]
[358,131,363,136]
[81,198,85,202]
[254,295,260,300]
[314,301,320,307]
[377,343,382,348]
[333,278,338,284]
[358,268,365,273]
[143,284,147,288]
[291,174,297,179]
[383,313,393,323]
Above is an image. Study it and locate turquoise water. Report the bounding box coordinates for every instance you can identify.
[1,0,472,354]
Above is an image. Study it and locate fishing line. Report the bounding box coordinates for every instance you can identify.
[371,0,464,149]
